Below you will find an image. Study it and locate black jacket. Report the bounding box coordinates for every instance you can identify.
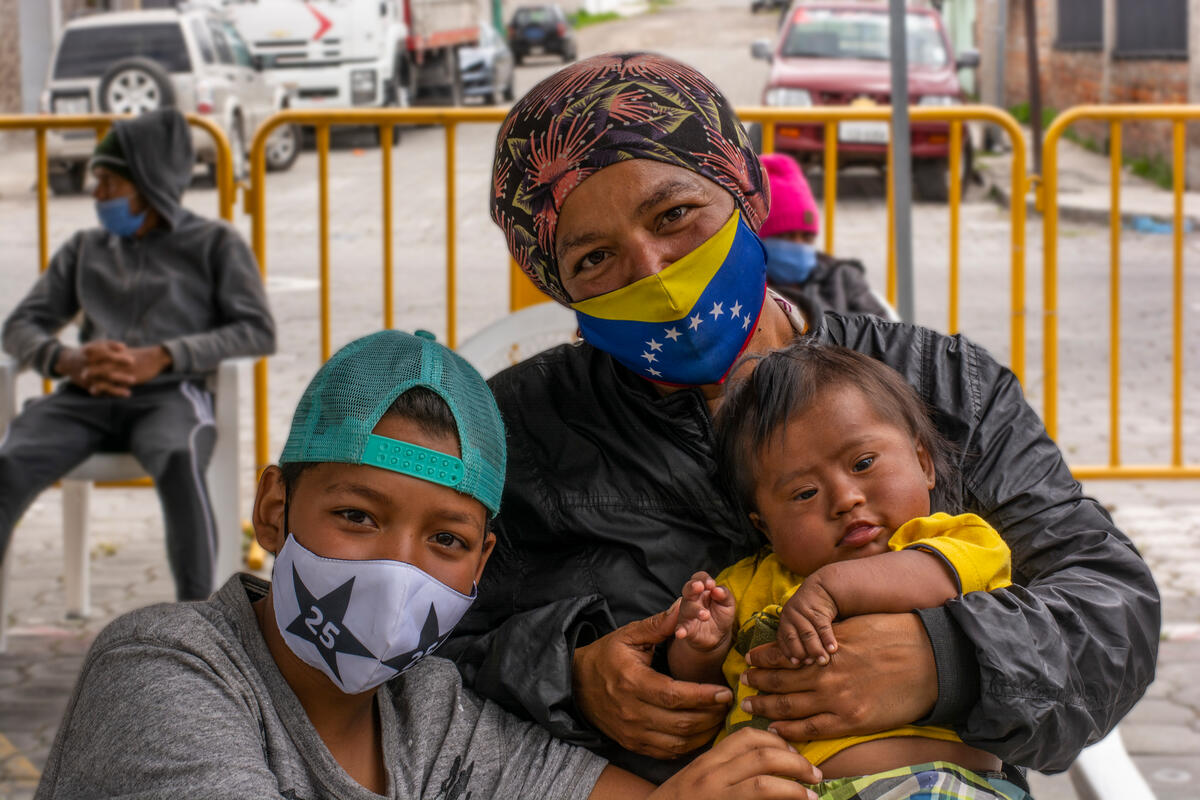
[445,311,1160,780]
[769,253,892,320]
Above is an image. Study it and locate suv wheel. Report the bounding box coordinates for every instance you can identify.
[913,137,972,203]
[265,123,301,171]
[98,57,175,114]
[230,117,248,181]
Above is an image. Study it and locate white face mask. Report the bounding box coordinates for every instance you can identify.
[271,534,476,694]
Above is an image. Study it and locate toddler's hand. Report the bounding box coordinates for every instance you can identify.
[778,578,839,665]
[674,572,736,653]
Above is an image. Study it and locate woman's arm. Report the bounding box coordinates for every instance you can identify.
[588,729,822,800]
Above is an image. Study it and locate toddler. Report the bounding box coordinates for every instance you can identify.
[668,340,1026,799]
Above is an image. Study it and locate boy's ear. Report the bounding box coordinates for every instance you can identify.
[253,466,288,555]
[916,442,936,490]
[749,511,768,536]
[473,530,497,586]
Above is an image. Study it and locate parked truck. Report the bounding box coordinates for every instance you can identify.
[224,0,489,111]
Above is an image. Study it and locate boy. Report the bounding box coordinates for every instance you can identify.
[36,330,819,799]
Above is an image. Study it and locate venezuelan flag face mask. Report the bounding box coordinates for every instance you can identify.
[570,210,768,386]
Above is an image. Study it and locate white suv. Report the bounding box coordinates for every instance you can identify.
[42,7,300,194]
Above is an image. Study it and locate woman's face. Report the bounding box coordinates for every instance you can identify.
[554,159,736,302]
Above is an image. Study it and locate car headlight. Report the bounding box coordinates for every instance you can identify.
[351,69,377,105]
[765,87,814,107]
[918,94,961,106]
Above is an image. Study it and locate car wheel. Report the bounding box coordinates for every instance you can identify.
[503,80,515,102]
[563,45,577,62]
[48,163,86,196]
[265,123,301,171]
[373,124,402,147]
[513,50,524,66]
[912,137,972,203]
[98,57,175,114]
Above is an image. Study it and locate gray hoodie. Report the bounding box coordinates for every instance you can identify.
[2,110,275,380]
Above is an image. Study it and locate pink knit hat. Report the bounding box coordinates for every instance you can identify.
[758,153,820,239]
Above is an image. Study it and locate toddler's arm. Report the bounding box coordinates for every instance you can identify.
[666,572,737,685]
[779,550,959,665]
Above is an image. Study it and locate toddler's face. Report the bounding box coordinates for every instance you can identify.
[749,384,935,576]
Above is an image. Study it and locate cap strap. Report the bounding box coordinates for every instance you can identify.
[362,434,464,489]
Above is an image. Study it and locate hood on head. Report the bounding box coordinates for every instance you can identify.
[112,109,195,230]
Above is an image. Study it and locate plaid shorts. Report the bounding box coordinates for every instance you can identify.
[811,761,1032,800]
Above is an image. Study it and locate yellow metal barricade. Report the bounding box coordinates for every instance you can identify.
[0,113,236,489]
[1042,105,1197,479]
[738,106,1030,385]
[247,107,509,478]
[246,105,1031,482]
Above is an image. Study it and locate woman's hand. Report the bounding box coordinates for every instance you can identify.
[573,601,734,758]
[589,729,822,800]
[740,613,938,741]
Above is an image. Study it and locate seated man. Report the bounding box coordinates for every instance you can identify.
[758,153,890,320]
[0,109,276,601]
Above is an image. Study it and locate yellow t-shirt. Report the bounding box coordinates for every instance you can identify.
[713,512,1012,765]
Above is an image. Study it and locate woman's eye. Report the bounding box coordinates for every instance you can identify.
[853,456,875,472]
[337,509,376,527]
[573,250,607,275]
[660,205,688,226]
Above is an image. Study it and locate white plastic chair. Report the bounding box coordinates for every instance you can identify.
[0,357,245,652]
[455,301,579,379]
[1067,723,1156,799]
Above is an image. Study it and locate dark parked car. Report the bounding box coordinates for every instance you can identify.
[507,5,576,64]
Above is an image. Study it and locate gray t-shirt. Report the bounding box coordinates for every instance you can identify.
[36,575,608,799]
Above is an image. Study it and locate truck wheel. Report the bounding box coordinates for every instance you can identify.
[98,57,175,114]
[49,163,86,196]
[265,123,301,171]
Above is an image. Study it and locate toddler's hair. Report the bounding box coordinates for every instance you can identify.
[714,340,960,513]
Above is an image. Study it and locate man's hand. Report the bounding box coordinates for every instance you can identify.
[55,341,171,397]
[573,601,734,759]
[740,613,938,742]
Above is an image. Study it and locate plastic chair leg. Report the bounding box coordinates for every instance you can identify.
[62,480,91,619]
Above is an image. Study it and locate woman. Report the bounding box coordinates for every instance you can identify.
[444,52,1159,787]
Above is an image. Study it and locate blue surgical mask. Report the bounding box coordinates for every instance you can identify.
[95,196,147,238]
[570,210,768,387]
[763,238,818,285]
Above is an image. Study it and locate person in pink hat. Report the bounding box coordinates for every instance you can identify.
[758,153,890,318]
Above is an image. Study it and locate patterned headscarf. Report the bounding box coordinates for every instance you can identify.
[491,52,770,304]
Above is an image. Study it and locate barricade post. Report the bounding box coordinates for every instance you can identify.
[1042,105,1198,478]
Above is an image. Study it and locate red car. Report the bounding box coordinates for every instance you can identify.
[751,3,979,201]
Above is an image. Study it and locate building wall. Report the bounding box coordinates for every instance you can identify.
[995,0,1198,183]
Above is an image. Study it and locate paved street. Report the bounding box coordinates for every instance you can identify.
[1,0,1198,797]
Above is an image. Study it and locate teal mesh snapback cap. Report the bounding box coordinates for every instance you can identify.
[280,330,506,516]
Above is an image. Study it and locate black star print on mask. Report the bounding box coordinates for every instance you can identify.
[285,565,375,683]
[382,602,452,674]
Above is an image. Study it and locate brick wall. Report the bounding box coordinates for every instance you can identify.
[1000,0,1193,176]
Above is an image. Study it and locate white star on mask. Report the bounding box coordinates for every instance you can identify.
[730,301,742,319]
[646,339,663,352]
[689,314,703,331]
[709,302,724,319]
[664,327,682,341]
